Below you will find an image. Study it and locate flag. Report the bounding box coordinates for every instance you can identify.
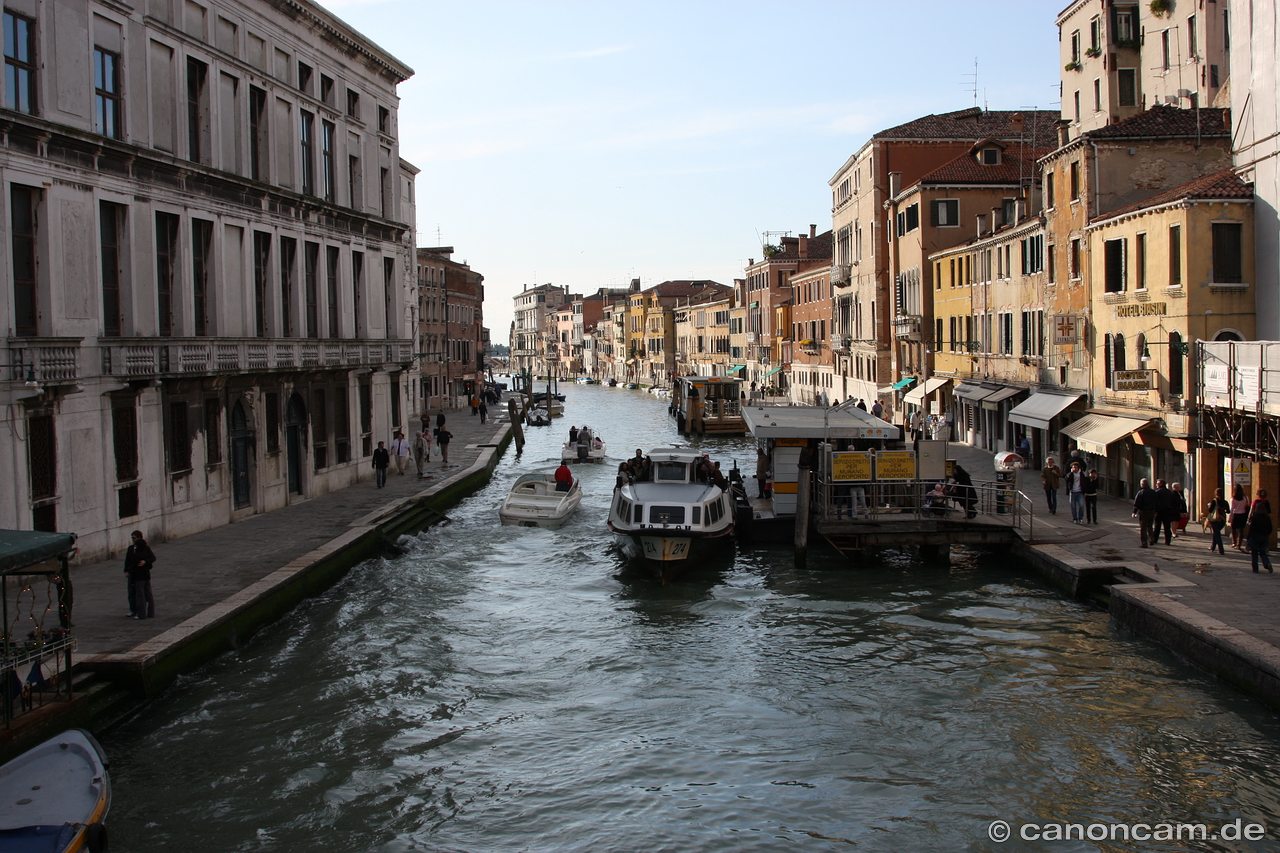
[25,662,46,690]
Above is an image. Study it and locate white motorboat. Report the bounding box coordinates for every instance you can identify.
[499,472,583,528]
[0,728,110,852]
[607,447,734,580]
[527,407,550,426]
[561,426,606,463]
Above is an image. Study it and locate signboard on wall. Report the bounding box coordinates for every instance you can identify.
[875,451,917,480]
[1113,370,1154,391]
[1054,315,1080,345]
[1224,457,1252,486]
[831,452,873,482]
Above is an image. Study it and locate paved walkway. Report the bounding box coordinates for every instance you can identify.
[947,442,1280,652]
[55,403,513,660]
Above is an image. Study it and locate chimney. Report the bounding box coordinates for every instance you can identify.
[889,172,902,196]
[992,207,1003,228]
[1057,123,1070,147]
[798,235,809,259]
[976,214,987,237]
[809,224,817,238]
[1015,197,1028,222]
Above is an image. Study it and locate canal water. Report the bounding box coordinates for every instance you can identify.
[105,385,1280,852]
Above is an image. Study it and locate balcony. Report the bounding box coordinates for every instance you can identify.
[96,337,414,379]
[3,338,82,385]
[893,316,922,341]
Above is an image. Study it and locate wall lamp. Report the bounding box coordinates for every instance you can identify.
[2,354,39,388]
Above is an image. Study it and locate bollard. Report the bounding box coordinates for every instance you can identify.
[795,467,810,568]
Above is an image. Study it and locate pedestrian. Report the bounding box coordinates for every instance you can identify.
[855,398,868,412]
[1154,479,1179,545]
[1064,460,1086,523]
[414,430,431,477]
[569,425,579,443]
[1170,482,1190,537]
[124,530,155,619]
[1017,434,1031,461]
[391,431,410,475]
[1206,487,1230,555]
[437,427,453,464]
[1133,477,1159,548]
[554,462,574,492]
[615,462,633,490]
[1041,457,1062,515]
[372,440,390,487]
[1247,492,1274,573]
[1083,468,1100,524]
[479,399,488,424]
[755,447,769,499]
[470,395,479,416]
[871,399,883,418]
[951,461,977,519]
[1230,483,1250,551]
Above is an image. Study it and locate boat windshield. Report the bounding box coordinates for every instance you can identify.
[653,462,689,483]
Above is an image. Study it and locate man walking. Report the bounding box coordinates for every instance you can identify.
[1154,479,1179,545]
[437,427,453,465]
[414,431,431,477]
[372,441,390,488]
[390,431,410,474]
[1133,478,1159,547]
[1064,460,1086,523]
[1041,458,1062,515]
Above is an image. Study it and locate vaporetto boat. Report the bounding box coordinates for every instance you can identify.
[607,447,734,580]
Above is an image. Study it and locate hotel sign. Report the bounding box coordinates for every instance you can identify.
[1114,302,1168,319]
[1053,315,1080,345]
[1113,369,1154,391]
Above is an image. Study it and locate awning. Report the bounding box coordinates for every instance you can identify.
[981,385,1028,411]
[1061,413,1156,456]
[903,376,950,406]
[0,529,78,575]
[955,383,998,403]
[763,365,786,378]
[892,377,917,391]
[1008,392,1084,430]
[726,364,745,374]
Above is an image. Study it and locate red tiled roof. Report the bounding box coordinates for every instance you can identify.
[644,280,730,297]
[1084,105,1230,139]
[1094,169,1252,221]
[873,108,1061,147]
[919,146,1056,185]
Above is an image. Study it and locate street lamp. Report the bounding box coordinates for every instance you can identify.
[2,354,39,389]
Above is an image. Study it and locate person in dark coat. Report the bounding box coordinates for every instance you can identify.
[437,428,453,464]
[1153,479,1180,545]
[124,530,156,619]
[1132,478,1159,547]
[372,441,390,488]
[479,399,488,424]
[951,462,977,518]
[1082,469,1100,524]
[1206,487,1230,555]
[1247,490,1274,573]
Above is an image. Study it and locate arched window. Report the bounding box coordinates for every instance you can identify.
[1114,333,1127,374]
[1104,333,1114,389]
[1214,329,1244,342]
[1168,332,1184,396]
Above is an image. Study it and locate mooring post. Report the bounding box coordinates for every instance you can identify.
[508,398,524,453]
[795,467,811,568]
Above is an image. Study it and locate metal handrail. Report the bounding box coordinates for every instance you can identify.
[813,475,1034,534]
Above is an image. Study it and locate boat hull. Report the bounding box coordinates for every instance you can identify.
[610,526,734,580]
[0,729,110,853]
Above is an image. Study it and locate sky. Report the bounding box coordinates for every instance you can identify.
[317,0,1066,340]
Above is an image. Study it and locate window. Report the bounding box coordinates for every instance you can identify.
[304,241,319,337]
[319,73,333,105]
[1069,238,1082,280]
[321,120,335,201]
[100,202,124,336]
[1074,90,1081,123]
[1104,238,1126,292]
[112,398,138,504]
[312,388,327,471]
[980,147,1000,165]
[297,61,312,95]
[253,232,270,337]
[186,58,209,164]
[1169,224,1182,285]
[931,199,959,227]
[1168,333,1184,396]
[167,401,191,473]
[896,203,919,235]
[380,166,391,218]
[265,392,280,453]
[377,105,389,133]
[300,111,315,195]
[1115,7,1137,42]
[1162,30,1171,70]
[1070,161,1080,200]
[3,11,35,114]
[1093,78,1101,111]
[204,398,222,465]
[1047,244,1056,283]
[10,185,38,336]
[249,86,267,181]
[351,251,363,336]
[1046,172,1055,208]
[348,154,362,209]
[1118,69,1137,106]
[1021,235,1044,274]
[280,236,296,337]
[384,257,395,339]
[192,219,212,335]
[1187,15,1197,58]
[346,88,360,118]
[1135,232,1147,289]
[1071,30,1081,62]
[335,387,350,464]
[1212,222,1244,283]
[1090,17,1100,51]
[155,212,179,336]
[326,245,339,336]
[94,48,122,138]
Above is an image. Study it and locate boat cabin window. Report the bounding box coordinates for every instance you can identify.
[653,461,689,483]
[707,499,721,523]
[648,505,686,525]
[691,506,701,525]
[633,503,643,523]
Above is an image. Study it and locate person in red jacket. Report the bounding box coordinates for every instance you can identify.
[554,463,574,492]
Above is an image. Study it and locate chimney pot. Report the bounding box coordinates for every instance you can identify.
[810,224,817,238]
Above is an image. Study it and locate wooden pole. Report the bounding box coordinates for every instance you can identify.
[795,467,810,568]
[508,398,524,453]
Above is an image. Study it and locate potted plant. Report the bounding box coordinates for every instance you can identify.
[1085,47,1101,57]
[1150,0,1172,17]
[1065,61,1082,71]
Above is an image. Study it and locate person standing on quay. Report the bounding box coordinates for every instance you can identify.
[1041,458,1061,515]
[125,530,155,619]
[1064,460,1086,524]
[1133,478,1159,547]
[1231,484,1251,551]
[414,431,431,478]
[1247,490,1274,573]
[391,431,411,475]
[479,398,488,424]
[1206,487,1230,555]
[1083,469,1100,524]
[372,441,390,488]
[437,427,453,465]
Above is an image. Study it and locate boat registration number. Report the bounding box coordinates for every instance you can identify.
[642,537,689,561]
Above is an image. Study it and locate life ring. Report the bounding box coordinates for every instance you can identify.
[85,821,108,853]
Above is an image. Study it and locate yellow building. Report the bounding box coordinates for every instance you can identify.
[1068,169,1254,499]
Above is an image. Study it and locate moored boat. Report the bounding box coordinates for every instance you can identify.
[607,447,734,581]
[499,472,583,528]
[527,407,550,426]
[0,729,110,853]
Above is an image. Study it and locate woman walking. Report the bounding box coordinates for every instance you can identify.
[1041,458,1062,515]
[1230,484,1250,551]
[1083,469,1100,524]
[1247,489,1274,573]
[1206,487,1230,555]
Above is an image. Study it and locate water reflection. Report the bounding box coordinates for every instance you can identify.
[104,385,1280,852]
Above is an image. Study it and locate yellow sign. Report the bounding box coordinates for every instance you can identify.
[1224,457,1252,486]
[875,451,917,480]
[831,452,873,481]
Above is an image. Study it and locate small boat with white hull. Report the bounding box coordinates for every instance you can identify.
[527,407,550,426]
[561,425,606,463]
[607,447,734,580]
[499,471,582,528]
[0,728,110,853]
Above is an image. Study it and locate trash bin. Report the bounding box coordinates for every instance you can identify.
[993,451,1024,515]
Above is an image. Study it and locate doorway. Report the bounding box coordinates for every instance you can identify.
[285,393,306,496]
[230,400,253,509]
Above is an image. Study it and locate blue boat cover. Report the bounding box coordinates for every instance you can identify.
[0,824,76,853]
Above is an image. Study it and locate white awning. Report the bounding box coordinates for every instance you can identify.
[955,383,1001,403]
[1060,413,1156,456]
[981,385,1028,411]
[1008,392,1084,430]
[903,376,950,406]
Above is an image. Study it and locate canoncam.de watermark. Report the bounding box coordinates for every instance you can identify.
[987,818,1266,844]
